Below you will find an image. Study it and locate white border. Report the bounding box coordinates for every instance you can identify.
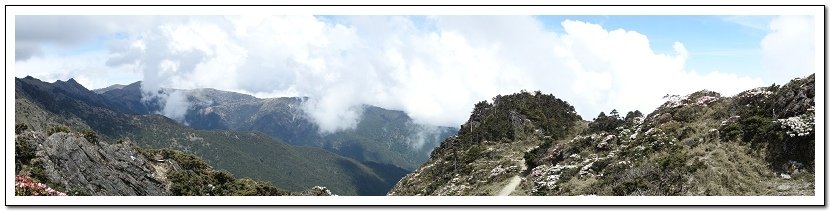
[2,5,825,15]
[4,195,826,206]
[4,4,826,206]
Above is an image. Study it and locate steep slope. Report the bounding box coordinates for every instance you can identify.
[15,77,403,195]
[15,126,332,196]
[14,127,334,196]
[391,74,815,196]
[99,83,455,170]
[518,75,814,196]
[389,91,583,195]
[15,129,169,196]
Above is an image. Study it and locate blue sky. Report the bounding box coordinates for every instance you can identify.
[15,15,815,130]
[539,15,770,76]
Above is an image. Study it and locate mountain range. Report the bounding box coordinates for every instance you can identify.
[93,82,455,170]
[14,76,451,195]
[14,73,816,197]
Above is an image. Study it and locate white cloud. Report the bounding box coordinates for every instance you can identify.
[761,16,815,84]
[14,49,141,89]
[160,90,191,125]
[18,16,774,132]
[15,16,182,61]
[723,16,772,31]
[554,20,763,118]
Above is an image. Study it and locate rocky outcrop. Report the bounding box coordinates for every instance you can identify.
[389,91,582,195]
[18,131,169,196]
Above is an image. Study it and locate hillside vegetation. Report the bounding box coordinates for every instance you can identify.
[390,90,582,195]
[391,74,815,196]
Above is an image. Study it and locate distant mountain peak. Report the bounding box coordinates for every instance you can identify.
[93,82,137,94]
[53,77,87,90]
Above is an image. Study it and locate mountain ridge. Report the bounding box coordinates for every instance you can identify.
[390,74,815,196]
[93,80,455,170]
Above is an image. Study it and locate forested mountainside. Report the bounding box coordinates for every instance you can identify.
[15,76,406,196]
[390,74,815,196]
[96,82,456,170]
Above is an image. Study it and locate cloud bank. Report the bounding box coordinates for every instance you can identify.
[761,16,815,83]
[16,16,813,133]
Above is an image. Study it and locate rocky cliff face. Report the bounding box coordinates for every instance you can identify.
[16,130,169,196]
[14,128,333,196]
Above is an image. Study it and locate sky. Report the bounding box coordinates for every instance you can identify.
[14,15,816,132]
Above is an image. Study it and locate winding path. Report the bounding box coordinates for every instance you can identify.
[496,158,527,196]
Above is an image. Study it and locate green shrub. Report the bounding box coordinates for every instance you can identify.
[168,171,210,196]
[659,120,682,138]
[674,106,705,123]
[15,137,37,173]
[81,129,99,143]
[612,178,649,195]
[524,140,553,170]
[26,159,65,193]
[738,115,781,144]
[15,123,28,134]
[720,122,742,141]
[590,159,611,172]
[140,147,290,196]
[168,169,289,196]
[46,125,70,136]
[589,110,625,133]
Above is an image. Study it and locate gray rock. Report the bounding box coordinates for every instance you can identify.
[777,184,791,191]
[25,132,169,196]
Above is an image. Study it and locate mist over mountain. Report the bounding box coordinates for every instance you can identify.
[94,81,456,170]
[15,76,414,195]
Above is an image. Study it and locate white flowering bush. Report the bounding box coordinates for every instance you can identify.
[663,91,721,109]
[310,186,336,196]
[743,87,773,97]
[529,164,579,194]
[15,175,67,196]
[664,95,684,108]
[695,95,719,106]
[489,165,514,178]
[777,113,814,137]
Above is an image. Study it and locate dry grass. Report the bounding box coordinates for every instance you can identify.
[685,141,775,195]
